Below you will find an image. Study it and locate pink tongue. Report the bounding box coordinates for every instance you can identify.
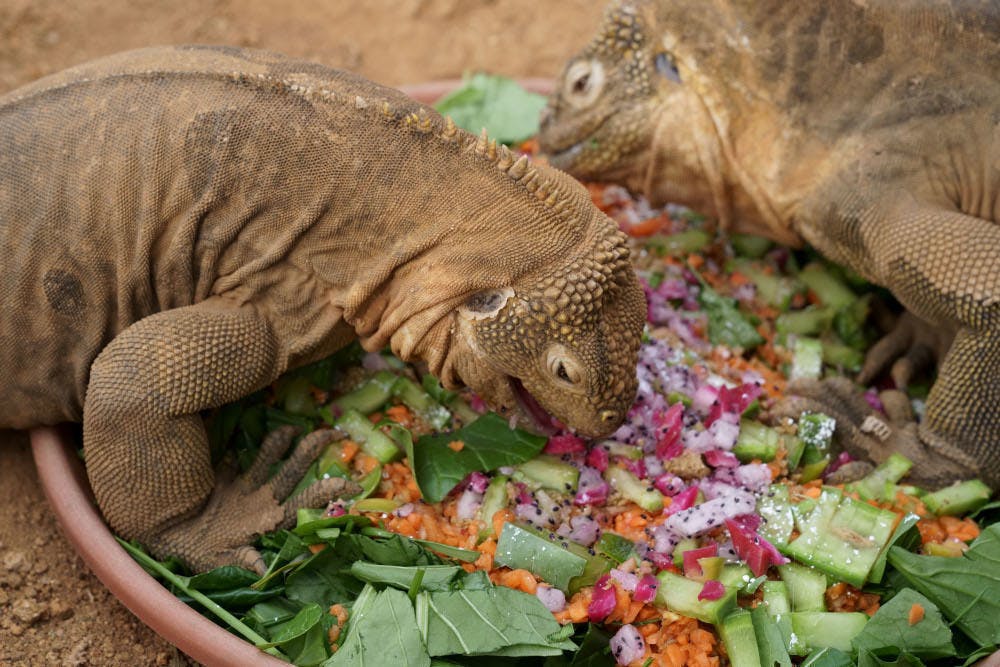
[511,378,558,434]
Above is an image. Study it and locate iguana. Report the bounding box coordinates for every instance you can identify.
[538,0,1000,489]
[0,46,646,572]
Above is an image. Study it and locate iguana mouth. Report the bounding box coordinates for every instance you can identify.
[509,377,559,435]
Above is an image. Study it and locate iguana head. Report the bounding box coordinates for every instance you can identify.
[537,0,718,214]
[446,212,646,438]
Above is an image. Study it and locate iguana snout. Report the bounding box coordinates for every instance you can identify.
[445,222,646,439]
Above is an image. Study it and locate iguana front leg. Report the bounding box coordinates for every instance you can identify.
[83,298,359,571]
[786,202,1000,488]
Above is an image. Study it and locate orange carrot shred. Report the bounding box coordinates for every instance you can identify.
[908,603,925,625]
[447,440,465,452]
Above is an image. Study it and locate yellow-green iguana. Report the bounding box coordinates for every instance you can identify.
[539,0,999,489]
[0,46,646,572]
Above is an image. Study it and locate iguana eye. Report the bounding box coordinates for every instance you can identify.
[546,345,583,386]
[654,52,681,84]
[563,59,605,108]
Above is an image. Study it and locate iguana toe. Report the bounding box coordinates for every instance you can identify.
[148,427,361,572]
[857,312,953,388]
[771,378,975,489]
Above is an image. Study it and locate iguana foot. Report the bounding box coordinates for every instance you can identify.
[857,311,953,389]
[147,426,361,573]
[769,377,974,489]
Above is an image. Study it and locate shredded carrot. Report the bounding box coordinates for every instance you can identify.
[803,485,822,499]
[627,215,668,237]
[447,440,465,452]
[353,452,379,475]
[908,603,925,625]
[384,404,415,428]
[308,543,326,554]
[338,440,359,464]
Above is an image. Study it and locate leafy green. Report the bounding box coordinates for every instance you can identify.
[542,624,614,666]
[698,283,764,349]
[887,524,1000,647]
[855,651,926,667]
[852,589,954,659]
[433,73,547,145]
[349,563,464,591]
[285,546,366,608]
[417,586,576,657]
[406,413,546,502]
[799,648,854,667]
[326,587,430,667]
[750,605,793,667]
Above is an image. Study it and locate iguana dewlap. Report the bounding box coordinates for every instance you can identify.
[0,46,645,571]
[539,0,1000,489]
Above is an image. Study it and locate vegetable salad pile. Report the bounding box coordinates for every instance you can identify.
[121,77,999,667]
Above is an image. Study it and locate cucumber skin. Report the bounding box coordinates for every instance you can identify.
[777,563,827,612]
[514,455,580,493]
[789,612,868,653]
[654,570,737,624]
[719,610,762,667]
[336,409,401,463]
[922,479,992,516]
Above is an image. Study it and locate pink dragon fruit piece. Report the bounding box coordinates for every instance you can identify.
[588,574,617,622]
[724,517,789,577]
[682,543,720,578]
[698,579,726,601]
[544,433,587,455]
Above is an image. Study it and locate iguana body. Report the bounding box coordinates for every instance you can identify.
[0,46,645,570]
[539,0,1000,488]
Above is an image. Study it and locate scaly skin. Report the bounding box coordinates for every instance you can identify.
[539,0,1000,489]
[0,46,645,571]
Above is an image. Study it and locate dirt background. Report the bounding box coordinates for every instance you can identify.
[0,1,604,665]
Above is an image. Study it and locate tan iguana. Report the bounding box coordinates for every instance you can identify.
[538,0,1000,489]
[0,45,646,572]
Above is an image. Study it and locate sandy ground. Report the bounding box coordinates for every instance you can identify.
[0,1,605,664]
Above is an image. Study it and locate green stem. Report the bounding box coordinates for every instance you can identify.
[115,538,288,660]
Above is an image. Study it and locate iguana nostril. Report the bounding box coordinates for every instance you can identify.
[600,409,619,423]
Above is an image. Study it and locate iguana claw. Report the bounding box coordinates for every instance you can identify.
[148,427,361,573]
[857,312,954,389]
[770,377,974,490]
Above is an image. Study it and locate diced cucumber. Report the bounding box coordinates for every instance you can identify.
[731,234,774,259]
[513,455,580,493]
[719,610,762,667]
[335,409,401,463]
[798,453,830,483]
[777,563,827,612]
[390,376,451,430]
[821,339,865,372]
[784,435,806,471]
[846,453,913,501]
[776,307,835,337]
[922,479,992,516]
[476,474,509,541]
[654,570,737,624]
[673,538,700,568]
[734,420,781,462]
[332,371,397,415]
[762,580,791,615]
[607,441,643,460]
[788,612,868,653]
[648,229,711,256]
[798,262,857,311]
[757,484,795,550]
[786,491,897,587]
[605,466,664,512]
[494,523,611,594]
[732,259,802,310]
[594,532,638,566]
[798,413,836,453]
[790,337,824,381]
[718,563,753,591]
[833,293,872,350]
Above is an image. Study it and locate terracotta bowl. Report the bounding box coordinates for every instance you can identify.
[28,79,553,667]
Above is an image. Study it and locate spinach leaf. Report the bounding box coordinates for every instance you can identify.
[799,648,854,667]
[265,603,324,645]
[886,524,1000,647]
[406,413,546,502]
[433,73,547,145]
[750,605,793,667]
[326,587,430,667]
[851,589,954,660]
[698,284,764,349]
[349,563,464,591]
[417,586,575,657]
[542,623,613,666]
[343,532,446,566]
[285,546,365,607]
[855,651,926,667]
